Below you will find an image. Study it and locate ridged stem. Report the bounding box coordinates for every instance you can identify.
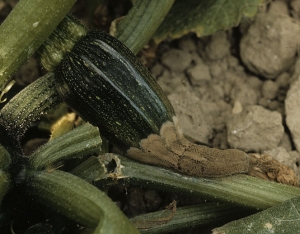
[0,171,10,206]
[0,0,76,93]
[0,146,10,205]
[0,146,11,170]
[114,0,175,54]
[38,14,87,71]
[131,202,253,233]
[29,123,102,170]
[0,73,61,155]
[26,170,139,233]
[70,156,107,183]
[96,154,300,210]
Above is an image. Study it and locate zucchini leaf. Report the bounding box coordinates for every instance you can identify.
[213,196,300,234]
[153,0,264,43]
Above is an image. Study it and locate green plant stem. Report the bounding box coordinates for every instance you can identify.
[114,0,175,54]
[0,170,10,206]
[0,0,76,92]
[0,73,61,155]
[0,146,11,170]
[29,123,102,170]
[96,154,300,210]
[71,156,107,183]
[38,14,87,71]
[130,202,253,233]
[26,170,139,234]
[0,146,10,205]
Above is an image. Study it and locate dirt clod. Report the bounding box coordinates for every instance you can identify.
[262,80,279,100]
[168,91,214,144]
[187,62,211,86]
[205,31,230,60]
[161,49,192,73]
[286,75,300,152]
[240,11,300,79]
[227,105,284,151]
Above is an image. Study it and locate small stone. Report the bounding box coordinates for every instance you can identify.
[227,105,284,151]
[258,97,269,108]
[157,71,187,95]
[230,82,259,106]
[223,80,232,97]
[232,100,243,114]
[240,12,300,78]
[211,84,225,99]
[262,80,279,99]
[286,75,300,152]
[209,61,226,78]
[168,90,214,144]
[227,56,240,68]
[276,72,290,88]
[267,100,280,110]
[161,49,192,73]
[187,63,211,86]
[178,35,197,53]
[248,76,263,91]
[205,31,230,60]
[190,51,204,64]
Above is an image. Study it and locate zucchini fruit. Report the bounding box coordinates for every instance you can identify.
[51,29,250,177]
[55,31,175,151]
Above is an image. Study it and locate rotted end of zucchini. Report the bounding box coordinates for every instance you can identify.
[38,14,88,71]
[127,116,250,177]
[248,153,298,185]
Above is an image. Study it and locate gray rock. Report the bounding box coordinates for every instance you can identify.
[276,72,290,88]
[205,31,230,60]
[187,62,211,86]
[161,49,192,73]
[240,12,300,79]
[178,35,197,53]
[286,75,300,152]
[230,82,259,106]
[168,90,215,144]
[261,80,279,99]
[227,105,284,151]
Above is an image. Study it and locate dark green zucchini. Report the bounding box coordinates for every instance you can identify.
[54,31,175,151]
